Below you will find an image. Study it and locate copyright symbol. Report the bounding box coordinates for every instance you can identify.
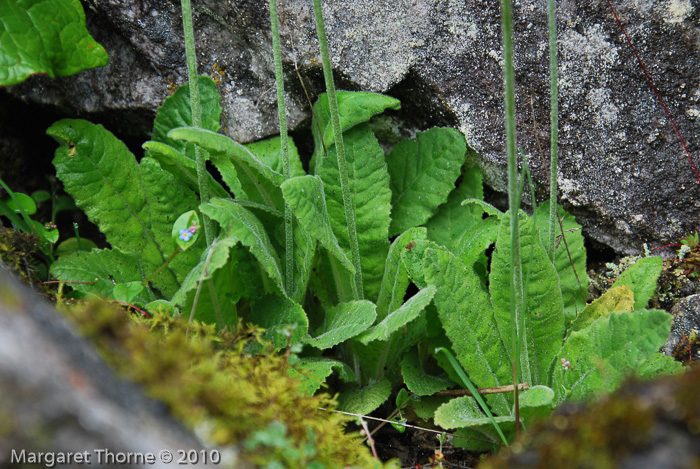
[159,450,173,463]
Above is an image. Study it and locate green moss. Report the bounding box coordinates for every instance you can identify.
[63,302,387,468]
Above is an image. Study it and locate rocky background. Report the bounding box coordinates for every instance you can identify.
[3,0,700,255]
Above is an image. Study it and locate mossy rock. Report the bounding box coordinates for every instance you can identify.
[65,302,389,468]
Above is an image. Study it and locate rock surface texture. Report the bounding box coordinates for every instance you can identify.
[5,0,700,254]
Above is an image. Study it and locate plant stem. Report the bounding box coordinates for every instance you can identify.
[269,0,295,297]
[180,0,213,245]
[501,0,523,439]
[547,0,559,262]
[312,0,362,300]
[143,248,181,286]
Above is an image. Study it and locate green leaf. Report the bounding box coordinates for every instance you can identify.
[635,353,686,380]
[336,379,392,415]
[201,198,284,293]
[49,119,201,298]
[356,285,436,344]
[112,282,144,304]
[289,357,356,397]
[401,347,455,396]
[281,175,354,275]
[246,136,305,178]
[434,396,514,430]
[376,227,428,321]
[30,190,50,204]
[50,248,154,306]
[611,256,663,310]
[534,201,588,321]
[54,237,97,257]
[422,248,512,415]
[386,127,466,237]
[490,211,565,387]
[150,76,221,154]
[250,294,308,351]
[172,210,201,251]
[311,91,400,171]
[4,192,36,215]
[518,385,554,423]
[453,215,500,267]
[425,166,483,251]
[569,285,634,334]
[0,0,108,86]
[553,310,674,403]
[317,124,391,301]
[304,300,377,350]
[400,238,444,290]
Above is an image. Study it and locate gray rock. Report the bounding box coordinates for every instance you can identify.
[662,293,700,359]
[5,0,700,254]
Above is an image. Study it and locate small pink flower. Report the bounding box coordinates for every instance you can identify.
[561,358,572,370]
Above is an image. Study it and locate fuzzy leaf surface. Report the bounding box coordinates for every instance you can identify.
[552,309,673,403]
[289,357,356,397]
[534,202,588,321]
[387,127,466,236]
[356,285,436,344]
[49,119,200,297]
[423,247,512,415]
[569,285,634,334]
[250,294,308,351]
[0,0,108,85]
[401,347,455,396]
[490,211,565,387]
[318,124,391,301]
[611,257,663,310]
[336,379,392,415]
[304,300,377,350]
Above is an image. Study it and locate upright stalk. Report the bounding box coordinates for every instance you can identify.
[547,0,559,261]
[181,0,213,245]
[501,0,523,438]
[312,0,362,300]
[269,0,295,297]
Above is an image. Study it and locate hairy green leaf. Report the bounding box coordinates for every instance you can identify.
[356,285,436,344]
[491,211,565,387]
[304,300,377,350]
[250,294,308,351]
[401,347,455,396]
[386,128,466,236]
[200,198,284,293]
[336,379,392,415]
[534,202,588,321]
[553,310,673,403]
[425,166,483,251]
[50,248,154,306]
[611,256,663,310]
[423,247,512,415]
[318,124,391,301]
[311,91,400,171]
[289,357,356,397]
[0,0,108,85]
[49,119,201,297]
[569,285,634,334]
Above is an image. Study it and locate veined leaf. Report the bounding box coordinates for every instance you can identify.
[50,248,155,306]
[426,166,483,251]
[336,379,392,415]
[490,211,565,387]
[311,91,400,171]
[304,300,377,350]
[200,198,284,293]
[552,309,673,404]
[356,285,436,344]
[289,357,356,397]
[423,248,512,415]
[318,124,391,301]
[49,119,201,298]
[142,141,229,199]
[569,285,634,333]
[611,256,663,310]
[401,238,444,289]
[150,76,221,155]
[434,396,515,431]
[250,294,308,351]
[401,347,455,396]
[376,227,428,321]
[246,136,305,178]
[280,175,354,275]
[387,127,466,237]
[534,201,588,321]
[0,0,108,86]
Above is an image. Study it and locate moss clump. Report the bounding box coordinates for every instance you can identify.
[480,365,700,469]
[0,227,42,285]
[64,302,385,468]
